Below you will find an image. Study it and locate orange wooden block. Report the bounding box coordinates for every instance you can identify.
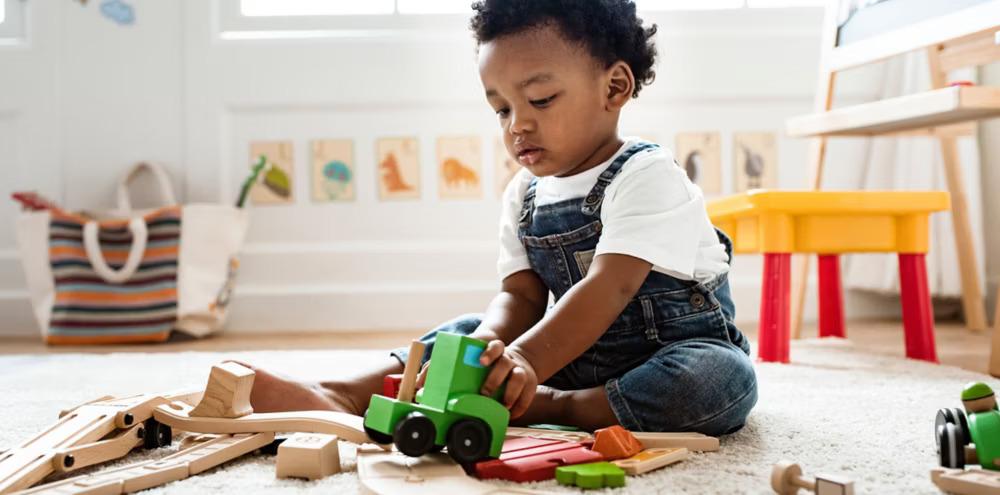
[591,426,643,461]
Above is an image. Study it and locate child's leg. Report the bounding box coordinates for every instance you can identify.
[241,313,484,415]
[604,339,757,435]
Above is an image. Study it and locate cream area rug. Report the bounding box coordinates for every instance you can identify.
[0,338,986,494]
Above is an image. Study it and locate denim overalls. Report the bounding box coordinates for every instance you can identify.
[393,142,758,436]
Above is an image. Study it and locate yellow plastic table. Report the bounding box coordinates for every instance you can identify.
[708,190,950,363]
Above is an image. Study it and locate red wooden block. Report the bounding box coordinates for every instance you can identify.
[591,426,643,461]
[475,437,604,482]
[382,374,403,399]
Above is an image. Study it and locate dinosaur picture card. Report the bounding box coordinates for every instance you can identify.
[376,137,420,200]
[675,132,721,195]
[437,136,482,200]
[494,136,522,198]
[311,139,355,202]
[249,140,294,205]
[733,132,777,193]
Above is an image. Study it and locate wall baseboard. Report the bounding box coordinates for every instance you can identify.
[1,279,909,337]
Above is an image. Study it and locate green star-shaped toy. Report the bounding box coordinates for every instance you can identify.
[556,462,626,489]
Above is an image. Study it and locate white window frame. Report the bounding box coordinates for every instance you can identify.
[219,0,826,41]
[0,0,27,45]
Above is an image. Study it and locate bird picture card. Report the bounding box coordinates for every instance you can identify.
[675,132,722,195]
[311,139,355,202]
[733,132,777,193]
[249,140,294,205]
[494,137,522,198]
[376,137,420,201]
[437,136,482,200]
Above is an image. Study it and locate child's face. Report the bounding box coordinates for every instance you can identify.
[479,26,621,178]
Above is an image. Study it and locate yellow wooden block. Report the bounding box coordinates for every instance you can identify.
[707,190,949,254]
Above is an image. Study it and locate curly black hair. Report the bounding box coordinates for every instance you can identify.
[470,0,658,98]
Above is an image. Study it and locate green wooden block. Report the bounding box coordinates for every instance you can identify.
[556,462,626,489]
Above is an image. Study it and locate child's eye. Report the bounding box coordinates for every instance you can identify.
[496,108,510,118]
[530,95,557,107]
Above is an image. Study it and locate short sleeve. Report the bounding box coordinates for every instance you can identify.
[595,153,704,279]
[497,169,533,280]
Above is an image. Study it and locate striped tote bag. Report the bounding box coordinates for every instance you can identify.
[16,163,248,344]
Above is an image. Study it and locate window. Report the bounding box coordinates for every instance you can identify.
[238,0,826,16]
[0,0,26,44]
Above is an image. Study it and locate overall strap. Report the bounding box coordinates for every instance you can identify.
[581,142,658,216]
[518,177,539,228]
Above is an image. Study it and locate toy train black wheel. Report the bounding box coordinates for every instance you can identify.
[394,412,437,457]
[938,423,966,469]
[446,418,491,464]
[935,407,970,449]
[363,412,393,445]
[142,418,172,449]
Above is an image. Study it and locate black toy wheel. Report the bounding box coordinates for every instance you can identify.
[938,422,966,469]
[446,418,491,464]
[935,407,970,449]
[142,418,172,449]
[394,412,437,457]
[363,412,393,445]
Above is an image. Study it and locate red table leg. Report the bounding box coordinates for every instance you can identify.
[898,253,938,362]
[759,253,791,363]
[818,255,846,338]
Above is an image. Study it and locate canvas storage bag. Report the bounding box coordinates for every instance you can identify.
[16,162,249,344]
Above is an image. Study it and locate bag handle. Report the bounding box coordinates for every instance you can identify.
[83,218,149,284]
[116,162,177,213]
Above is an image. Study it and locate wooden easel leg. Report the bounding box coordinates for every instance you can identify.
[926,45,987,332]
[791,135,830,339]
[989,293,1000,376]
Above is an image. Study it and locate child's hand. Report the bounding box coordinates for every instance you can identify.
[479,340,538,419]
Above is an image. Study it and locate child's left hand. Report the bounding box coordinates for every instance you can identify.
[479,340,538,419]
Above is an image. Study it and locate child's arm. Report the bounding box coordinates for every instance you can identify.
[468,270,549,345]
[478,253,652,417]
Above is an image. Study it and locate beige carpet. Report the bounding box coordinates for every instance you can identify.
[0,338,987,494]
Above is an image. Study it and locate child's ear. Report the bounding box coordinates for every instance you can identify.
[604,61,635,111]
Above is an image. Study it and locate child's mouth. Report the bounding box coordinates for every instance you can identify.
[517,148,543,166]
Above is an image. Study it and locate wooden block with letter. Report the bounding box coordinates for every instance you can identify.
[275,433,341,480]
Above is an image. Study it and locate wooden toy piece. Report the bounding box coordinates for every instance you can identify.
[0,393,179,494]
[612,447,688,476]
[275,433,341,480]
[555,461,626,489]
[58,396,116,419]
[932,467,1000,495]
[364,333,510,464]
[474,437,604,482]
[632,431,720,452]
[153,400,388,450]
[397,341,426,403]
[17,433,274,495]
[51,423,144,474]
[506,426,593,443]
[960,382,1000,471]
[591,425,643,461]
[383,374,403,399]
[189,362,255,419]
[771,460,855,495]
[356,446,546,495]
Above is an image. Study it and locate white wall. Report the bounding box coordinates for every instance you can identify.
[0,1,896,335]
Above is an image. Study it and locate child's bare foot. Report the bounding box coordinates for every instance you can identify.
[227,361,363,415]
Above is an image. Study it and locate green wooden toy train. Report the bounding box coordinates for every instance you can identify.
[363,333,510,464]
[936,381,1000,470]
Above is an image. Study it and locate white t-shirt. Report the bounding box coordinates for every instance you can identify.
[497,138,730,282]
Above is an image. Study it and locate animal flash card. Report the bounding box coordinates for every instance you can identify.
[438,136,483,200]
[376,137,421,201]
